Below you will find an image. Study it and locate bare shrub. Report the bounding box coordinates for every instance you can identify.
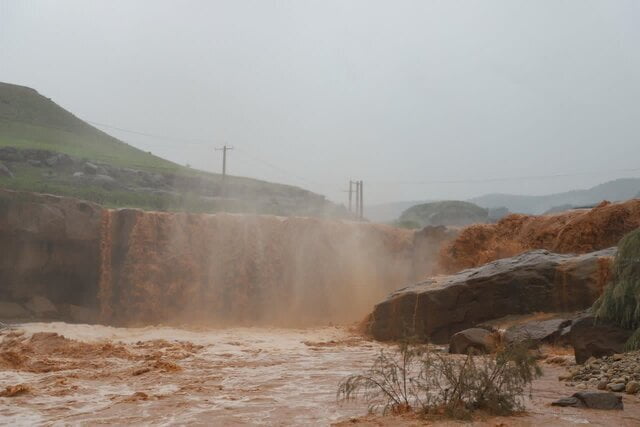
[337,342,541,419]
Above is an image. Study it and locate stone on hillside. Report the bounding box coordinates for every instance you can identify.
[83,162,98,175]
[552,392,623,409]
[367,248,616,343]
[567,314,633,364]
[449,328,498,354]
[0,162,13,178]
[93,174,116,189]
[24,295,58,318]
[0,301,31,319]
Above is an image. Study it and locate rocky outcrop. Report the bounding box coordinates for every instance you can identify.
[366,249,616,343]
[439,199,640,273]
[0,189,102,311]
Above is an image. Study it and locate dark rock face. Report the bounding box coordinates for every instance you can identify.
[449,328,498,354]
[503,318,573,347]
[552,392,623,410]
[0,189,102,309]
[567,314,634,364]
[367,249,616,343]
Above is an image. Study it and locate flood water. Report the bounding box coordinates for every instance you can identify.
[3,323,640,426]
[0,323,384,426]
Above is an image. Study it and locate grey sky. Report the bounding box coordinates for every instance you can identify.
[1,0,639,205]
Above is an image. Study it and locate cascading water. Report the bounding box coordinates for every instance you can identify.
[97,209,423,327]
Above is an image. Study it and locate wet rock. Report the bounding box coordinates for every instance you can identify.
[367,249,616,343]
[503,317,572,347]
[608,383,626,392]
[0,162,13,178]
[626,381,640,394]
[552,391,623,409]
[449,328,498,354]
[0,301,31,319]
[27,159,42,167]
[25,296,58,318]
[566,314,633,364]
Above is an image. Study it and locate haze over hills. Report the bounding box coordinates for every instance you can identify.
[367,178,640,222]
[470,178,640,214]
[0,82,344,217]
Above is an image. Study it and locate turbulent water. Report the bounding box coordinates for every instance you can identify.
[97,210,423,326]
[3,323,640,426]
[0,322,387,426]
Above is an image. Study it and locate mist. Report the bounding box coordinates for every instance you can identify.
[1,0,639,205]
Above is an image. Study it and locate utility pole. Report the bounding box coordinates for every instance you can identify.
[355,181,361,218]
[359,180,364,220]
[215,145,233,182]
[348,180,354,213]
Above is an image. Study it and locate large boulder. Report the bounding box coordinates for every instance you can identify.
[567,314,634,364]
[366,248,616,343]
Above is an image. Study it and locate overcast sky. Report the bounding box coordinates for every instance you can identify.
[1,0,639,204]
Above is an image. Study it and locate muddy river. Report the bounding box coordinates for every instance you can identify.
[1,323,640,426]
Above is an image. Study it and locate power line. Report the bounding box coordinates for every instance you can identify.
[87,120,212,146]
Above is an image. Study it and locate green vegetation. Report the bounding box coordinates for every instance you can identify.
[337,341,541,419]
[0,82,341,216]
[398,200,488,228]
[593,228,640,349]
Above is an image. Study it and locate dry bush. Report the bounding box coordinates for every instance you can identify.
[337,342,541,420]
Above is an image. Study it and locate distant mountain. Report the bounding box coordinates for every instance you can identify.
[368,177,640,223]
[398,201,488,228]
[0,82,344,217]
[470,178,640,214]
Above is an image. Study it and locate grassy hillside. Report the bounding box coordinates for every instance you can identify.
[0,82,344,216]
[0,83,181,172]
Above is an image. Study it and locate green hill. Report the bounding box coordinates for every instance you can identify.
[0,82,344,216]
[397,200,488,228]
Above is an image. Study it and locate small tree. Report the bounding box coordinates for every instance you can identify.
[337,342,541,420]
[593,227,640,349]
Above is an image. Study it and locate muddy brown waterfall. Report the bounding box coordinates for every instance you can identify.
[0,189,450,327]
